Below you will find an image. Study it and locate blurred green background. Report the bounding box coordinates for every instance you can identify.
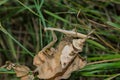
[0,0,120,80]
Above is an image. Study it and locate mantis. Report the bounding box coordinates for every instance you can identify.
[33,28,94,80]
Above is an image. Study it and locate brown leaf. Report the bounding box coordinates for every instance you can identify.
[33,49,62,79]
[1,61,15,70]
[60,44,75,69]
[59,55,86,79]
[46,55,86,80]
[60,38,86,69]
[13,65,30,77]
[20,74,34,80]
[2,61,34,80]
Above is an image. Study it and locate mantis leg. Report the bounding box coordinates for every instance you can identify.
[41,31,57,52]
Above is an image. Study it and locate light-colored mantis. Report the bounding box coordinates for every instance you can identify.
[33,28,94,80]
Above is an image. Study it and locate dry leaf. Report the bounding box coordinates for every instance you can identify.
[45,55,86,80]
[60,44,75,69]
[33,47,62,79]
[1,61,15,70]
[21,74,34,80]
[13,65,30,77]
[2,61,34,80]
[59,55,86,79]
[60,38,86,69]
[13,65,34,80]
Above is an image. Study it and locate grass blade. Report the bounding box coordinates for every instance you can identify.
[0,23,34,57]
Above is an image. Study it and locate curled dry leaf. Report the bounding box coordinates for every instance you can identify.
[59,55,86,79]
[33,47,62,79]
[13,65,34,80]
[60,44,74,69]
[60,38,86,69]
[33,31,87,80]
[13,65,30,77]
[2,61,34,80]
[1,61,15,70]
[51,55,86,80]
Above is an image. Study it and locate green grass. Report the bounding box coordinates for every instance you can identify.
[0,0,120,80]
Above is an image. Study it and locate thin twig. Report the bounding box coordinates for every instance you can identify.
[87,58,120,65]
[88,19,108,28]
[105,73,120,80]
